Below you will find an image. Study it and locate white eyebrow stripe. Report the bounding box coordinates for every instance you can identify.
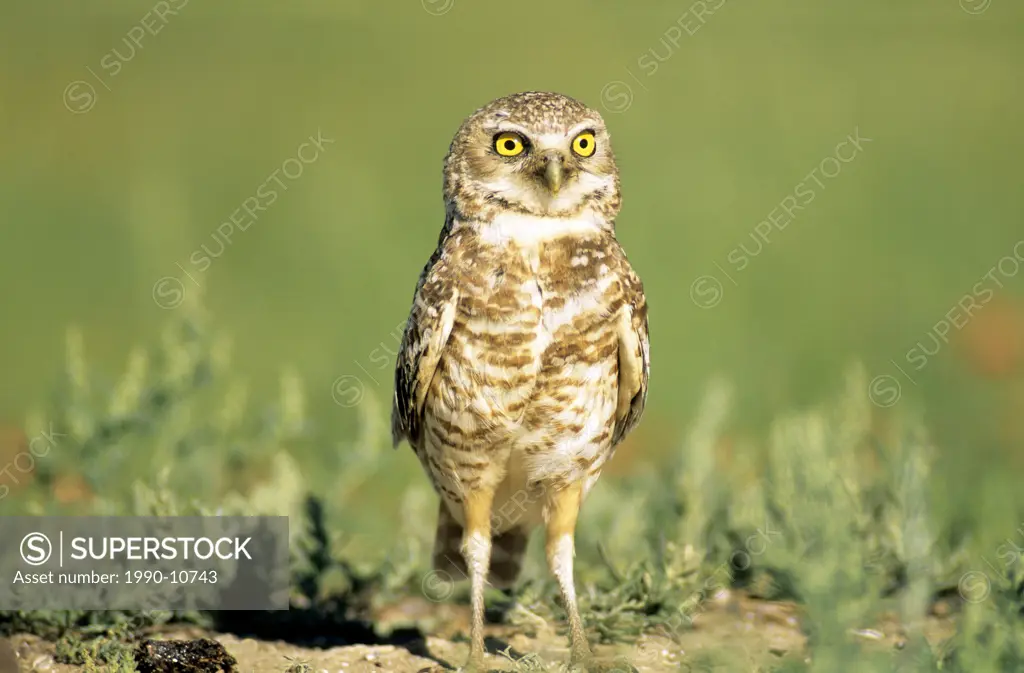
[494,121,531,135]
[566,120,600,137]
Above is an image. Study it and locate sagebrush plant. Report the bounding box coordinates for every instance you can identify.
[1,301,1022,672]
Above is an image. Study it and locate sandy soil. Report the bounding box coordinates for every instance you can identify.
[6,593,955,673]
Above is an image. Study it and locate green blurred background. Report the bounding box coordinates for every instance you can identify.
[2,1,1023,499]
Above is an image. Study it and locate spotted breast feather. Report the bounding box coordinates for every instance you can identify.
[392,214,650,476]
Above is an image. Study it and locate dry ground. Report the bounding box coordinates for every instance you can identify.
[7,592,958,673]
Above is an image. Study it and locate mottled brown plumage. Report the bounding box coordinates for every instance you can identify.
[391,91,649,671]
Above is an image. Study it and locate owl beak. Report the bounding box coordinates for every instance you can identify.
[542,151,565,194]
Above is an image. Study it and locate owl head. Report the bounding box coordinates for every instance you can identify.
[443,91,621,222]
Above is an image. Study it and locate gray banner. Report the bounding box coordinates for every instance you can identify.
[0,516,289,610]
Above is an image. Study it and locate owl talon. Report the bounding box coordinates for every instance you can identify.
[460,658,486,673]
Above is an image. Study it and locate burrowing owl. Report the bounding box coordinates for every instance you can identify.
[392,91,649,671]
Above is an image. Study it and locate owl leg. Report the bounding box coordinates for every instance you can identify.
[545,481,592,667]
[461,488,495,672]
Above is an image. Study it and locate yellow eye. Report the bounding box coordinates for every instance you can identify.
[494,132,525,157]
[572,131,596,157]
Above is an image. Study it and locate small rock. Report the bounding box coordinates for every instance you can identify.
[135,638,237,673]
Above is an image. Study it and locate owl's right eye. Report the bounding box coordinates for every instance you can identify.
[494,132,526,157]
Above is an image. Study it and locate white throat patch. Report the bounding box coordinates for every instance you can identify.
[478,211,604,247]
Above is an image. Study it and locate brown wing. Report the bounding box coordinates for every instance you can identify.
[612,256,650,446]
[391,235,460,448]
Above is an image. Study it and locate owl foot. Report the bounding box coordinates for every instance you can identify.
[458,654,487,673]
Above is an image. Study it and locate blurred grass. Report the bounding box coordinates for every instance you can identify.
[2,1,1023,438]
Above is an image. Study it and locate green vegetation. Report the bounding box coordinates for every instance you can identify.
[2,306,1023,671]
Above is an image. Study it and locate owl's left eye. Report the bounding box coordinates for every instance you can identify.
[572,131,596,157]
[494,132,526,157]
